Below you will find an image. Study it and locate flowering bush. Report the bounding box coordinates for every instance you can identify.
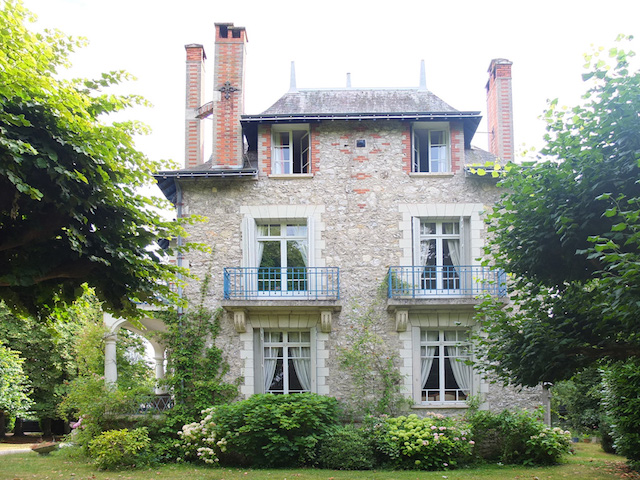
[466,408,571,465]
[177,409,227,465]
[526,426,572,465]
[372,413,474,470]
[177,393,340,467]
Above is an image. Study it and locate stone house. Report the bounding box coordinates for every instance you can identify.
[136,22,541,413]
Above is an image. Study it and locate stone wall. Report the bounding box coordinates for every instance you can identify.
[177,119,542,413]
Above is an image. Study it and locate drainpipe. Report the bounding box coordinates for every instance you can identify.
[175,180,185,399]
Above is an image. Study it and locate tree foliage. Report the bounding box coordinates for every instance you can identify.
[0,343,32,437]
[0,0,190,319]
[0,301,82,432]
[477,37,640,386]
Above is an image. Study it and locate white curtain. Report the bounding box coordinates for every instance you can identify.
[263,353,278,393]
[421,346,436,390]
[292,346,311,391]
[444,223,461,270]
[295,240,308,267]
[256,225,268,267]
[444,332,471,394]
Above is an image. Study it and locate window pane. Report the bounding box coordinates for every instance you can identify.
[287,241,307,268]
[286,224,307,237]
[268,358,284,392]
[420,239,436,266]
[278,132,290,146]
[265,331,283,343]
[421,222,436,235]
[442,222,459,235]
[422,330,439,342]
[430,130,445,145]
[259,241,281,268]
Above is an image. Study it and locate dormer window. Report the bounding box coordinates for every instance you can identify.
[412,123,450,173]
[272,124,310,175]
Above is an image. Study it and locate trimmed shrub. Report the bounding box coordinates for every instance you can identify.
[603,359,640,470]
[318,424,376,470]
[371,413,474,470]
[178,393,340,467]
[466,408,571,465]
[88,427,151,470]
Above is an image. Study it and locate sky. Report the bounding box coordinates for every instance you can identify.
[20,0,640,173]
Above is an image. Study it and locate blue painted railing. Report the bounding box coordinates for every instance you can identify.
[388,266,507,298]
[224,267,340,300]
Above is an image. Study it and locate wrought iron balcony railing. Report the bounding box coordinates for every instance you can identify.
[388,265,507,298]
[224,267,340,300]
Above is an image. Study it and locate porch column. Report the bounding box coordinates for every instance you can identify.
[104,333,118,388]
[154,353,167,395]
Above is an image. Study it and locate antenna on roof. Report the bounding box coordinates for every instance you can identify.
[418,59,427,91]
[346,72,352,88]
[289,61,298,93]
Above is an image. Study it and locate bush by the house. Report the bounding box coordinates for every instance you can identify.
[466,408,571,465]
[317,424,376,470]
[178,393,340,467]
[371,413,474,470]
[88,427,151,470]
[603,359,640,470]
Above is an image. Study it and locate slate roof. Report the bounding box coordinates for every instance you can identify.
[241,87,482,150]
[258,88,459,115]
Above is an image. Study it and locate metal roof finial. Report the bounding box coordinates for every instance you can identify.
[419,59,427,91]
[289,61,298,93]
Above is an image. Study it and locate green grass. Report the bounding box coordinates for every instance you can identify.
[0,443,636,480]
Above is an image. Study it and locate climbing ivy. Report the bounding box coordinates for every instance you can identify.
[159,274,238,424]
[337,284,411,417]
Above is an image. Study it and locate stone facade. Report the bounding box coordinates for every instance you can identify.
[154,22,542,415]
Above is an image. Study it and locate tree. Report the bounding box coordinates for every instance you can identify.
[0,303,79,436]
[476,37,640,387]
[0,343,32,438]
[0,0,191,319]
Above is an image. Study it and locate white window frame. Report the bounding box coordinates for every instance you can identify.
[256,222,308,296]
[411,122,450,173]
[272,124,310,175]
[253,328,317,394]
[242,216,316,299]
[414,328,472,405]
[412,217,469,294]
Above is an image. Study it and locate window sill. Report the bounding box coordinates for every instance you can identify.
[409,172,455,178]
[268,174,314,179]
[412,403,469,410]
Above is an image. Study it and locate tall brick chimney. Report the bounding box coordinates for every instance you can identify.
[185,44,206,168]
[486,59,514,163]
[212,22,248,169]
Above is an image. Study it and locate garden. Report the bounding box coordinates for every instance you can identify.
[0,393,582,472]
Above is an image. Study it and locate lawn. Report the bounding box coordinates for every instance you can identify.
[0,443,637,480]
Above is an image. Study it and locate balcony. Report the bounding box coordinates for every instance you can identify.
[223,267,340,300]
[387,265,507,299]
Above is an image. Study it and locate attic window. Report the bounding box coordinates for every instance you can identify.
[412,122,450,173]
[271,124,311,175]
[220,25,229,38]
[232,29,241,38]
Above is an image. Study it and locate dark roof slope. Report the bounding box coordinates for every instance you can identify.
[259,88,458,115]
[241,88,481,150]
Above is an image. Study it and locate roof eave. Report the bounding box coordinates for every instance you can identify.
[241,111,481,123]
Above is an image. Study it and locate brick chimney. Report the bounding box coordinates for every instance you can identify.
[212,22,248,169]
[185,44,206,168]
[486,59,514,163]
